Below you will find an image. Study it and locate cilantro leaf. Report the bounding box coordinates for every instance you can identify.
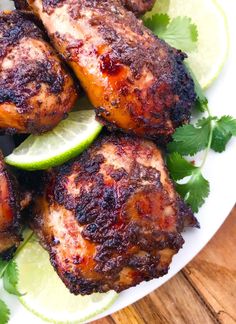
[144,13,170,35]
[211,116,236,152]
[167,153,209,212]
[3,260,22,296]
[211,125,232,153]
[159,16,198,52]
[216,115,236,136]
[176,172,210,213]
[0,299,10,324]
[167,117,212,156]
[196,116,213,128]
[144,14,198,52]
[0,258,8,278]
[167,152,198,181]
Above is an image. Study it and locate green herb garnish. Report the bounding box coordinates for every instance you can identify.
[0,230,33,322]
[167,93,236,212]
[0,299,10,324]
[143,14,198,51]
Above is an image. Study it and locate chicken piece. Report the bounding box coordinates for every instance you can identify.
[121,0,155,15]
[0,151,21,258]
[14,0,31,10]
[0,10,78,134]
[24,0,195,142]
[15,0,155,16]
[31,133,198,295]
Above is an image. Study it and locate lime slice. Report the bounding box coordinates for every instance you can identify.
[145,0,229,88]
[16,236,118,323]
[5,110,102,170]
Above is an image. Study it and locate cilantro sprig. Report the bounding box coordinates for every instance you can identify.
[167,81,236,212]
[0,230,33,323]
[143,13,198,51]
[168,115,236,156]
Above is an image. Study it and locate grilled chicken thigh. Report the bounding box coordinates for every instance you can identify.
[0,151,21,258]
[24,0,195,141]
[0,11,77,134]
[31,133,198,295]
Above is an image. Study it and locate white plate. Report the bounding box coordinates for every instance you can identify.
[1,0,235,323]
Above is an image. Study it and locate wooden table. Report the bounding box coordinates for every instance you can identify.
[93,206,236,324]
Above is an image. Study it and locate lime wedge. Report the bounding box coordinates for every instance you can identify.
[5,110,102,170]
[145,0,229,89]
[16,236,118,323]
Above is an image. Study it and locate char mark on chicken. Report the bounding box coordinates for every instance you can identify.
[15,0,155,15]
[14,0,31,10]
[0,151,21,259]
[121,0,155,15]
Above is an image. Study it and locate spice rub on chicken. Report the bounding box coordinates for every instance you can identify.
[24,0,195,142]
[121,0,155,15]
[0,10,77,134]
[0,151,21,258]
[31,133,198,295]
[15,0,155,15]
[22,0,196,142]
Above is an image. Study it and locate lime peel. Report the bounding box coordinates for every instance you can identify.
[5,110,102,170]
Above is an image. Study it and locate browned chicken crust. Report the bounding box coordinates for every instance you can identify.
[0,10,78,134]
[25,0,195,142]
[121,0,155,15]
[15,0,155,15]
[14,0,31,10]
[31,133,198,295]
[0,151,21,258]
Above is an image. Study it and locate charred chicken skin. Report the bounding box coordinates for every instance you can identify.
[0,151,21,258]
[121,0,155,15]
[0,10,77,134]
[24,0,195,142]
[15,0,155,15]
[14,0,31,11]
[31,133,198,295]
